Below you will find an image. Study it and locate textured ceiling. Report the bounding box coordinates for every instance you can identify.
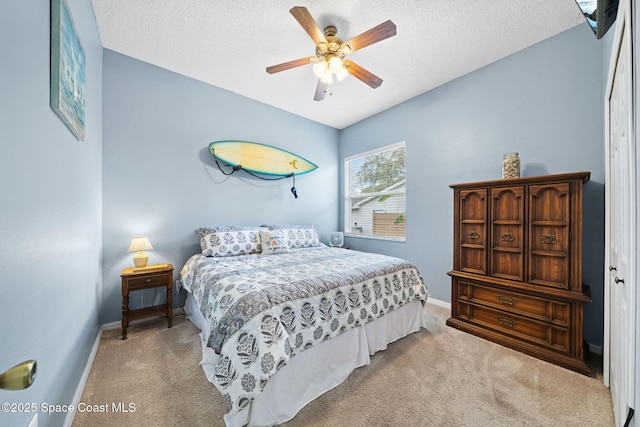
[91,0,586,129]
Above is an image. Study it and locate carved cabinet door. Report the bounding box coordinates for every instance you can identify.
[457,189,487,275]
[527,183,571,289]
[490,186,525,281]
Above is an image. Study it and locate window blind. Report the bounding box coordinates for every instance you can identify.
[344,142,406,240]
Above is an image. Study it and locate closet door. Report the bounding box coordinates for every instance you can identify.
[605,1,636,424]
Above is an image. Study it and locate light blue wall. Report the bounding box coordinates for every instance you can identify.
[0,6,615,425]
[101,50,339,323]
[339,24,606,346]
[0,1,102,427]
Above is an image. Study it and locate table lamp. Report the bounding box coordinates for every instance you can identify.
[128,236,154,268]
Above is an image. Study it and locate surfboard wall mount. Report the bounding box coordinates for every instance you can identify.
[208,140,318,198]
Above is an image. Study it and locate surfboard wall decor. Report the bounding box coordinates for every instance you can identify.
[209,141,318,177]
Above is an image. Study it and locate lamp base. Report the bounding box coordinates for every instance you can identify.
[133,251,149,268]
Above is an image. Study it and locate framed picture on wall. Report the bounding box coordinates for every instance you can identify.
[50,0,85,141]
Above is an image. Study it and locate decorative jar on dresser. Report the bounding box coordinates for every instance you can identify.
[446,172,591,375]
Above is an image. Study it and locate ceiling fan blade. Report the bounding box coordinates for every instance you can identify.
[344,60,383,89]
[266,57,314,74]
[290,6,327,46]
[314,79,328,101]
[340,20,396,54]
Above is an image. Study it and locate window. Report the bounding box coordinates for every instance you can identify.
[344,142,406,241]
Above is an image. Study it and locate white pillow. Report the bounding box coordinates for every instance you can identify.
[259,229,290,254]
[260,224,320,249]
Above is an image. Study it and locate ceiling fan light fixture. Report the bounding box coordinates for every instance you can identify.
[328,56,343,73]
[266,7,396,100]
[316,42,328,56]
[321,69,333,84]
[338,44,352,56]
[313,61,328,78]
[336,67,348,82]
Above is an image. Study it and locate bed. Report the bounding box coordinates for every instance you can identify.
[179,225,429,427]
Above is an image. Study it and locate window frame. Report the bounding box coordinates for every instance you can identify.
[343,141,406,242]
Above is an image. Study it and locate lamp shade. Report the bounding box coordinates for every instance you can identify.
[328,56,343,73]
[128,237,154,268]
[313,60,328,78]
[320,69,333,84]
[336,67,349,82]
[128,237,154,252]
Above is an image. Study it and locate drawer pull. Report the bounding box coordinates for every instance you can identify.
[500,232,514,242]
[540,234,557,244]
[146,278,152,283]
[496,316,516,328]
[496,295,518,305]
[467,231,479,239]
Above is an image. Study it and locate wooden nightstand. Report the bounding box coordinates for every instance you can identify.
[120,264,174,340]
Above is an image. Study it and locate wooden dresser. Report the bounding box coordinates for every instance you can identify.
[446,172,591,375]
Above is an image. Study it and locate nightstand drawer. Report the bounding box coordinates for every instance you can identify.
[127,273,170,291]
[457,280,570,327]
[456,301,570,354]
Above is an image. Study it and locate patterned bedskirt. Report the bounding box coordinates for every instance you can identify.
[180,246,428,418]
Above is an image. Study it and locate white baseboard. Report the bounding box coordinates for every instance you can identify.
[588,343,603,356]
[101,315,166,332]
[63,328,103,427]
[101,320,120,331]
[426,297,451,310]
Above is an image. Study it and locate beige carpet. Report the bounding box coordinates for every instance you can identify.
[72,304,614,427]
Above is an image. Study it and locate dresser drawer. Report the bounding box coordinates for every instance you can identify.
[456,301,570,354]
[127,273,170,291]
[457,280,570,327]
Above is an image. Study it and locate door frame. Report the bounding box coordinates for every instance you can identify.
[635,0,640,416]
[604,0,637,423]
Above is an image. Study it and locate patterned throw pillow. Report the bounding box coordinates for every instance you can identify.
[199,229,262,257]
[195,226,257,239]
[259,229,289,254]
[261,224,320,249]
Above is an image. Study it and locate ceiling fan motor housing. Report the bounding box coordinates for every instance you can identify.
[316,26,345,58]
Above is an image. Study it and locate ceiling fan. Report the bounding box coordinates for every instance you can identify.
[266,6,396,101]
